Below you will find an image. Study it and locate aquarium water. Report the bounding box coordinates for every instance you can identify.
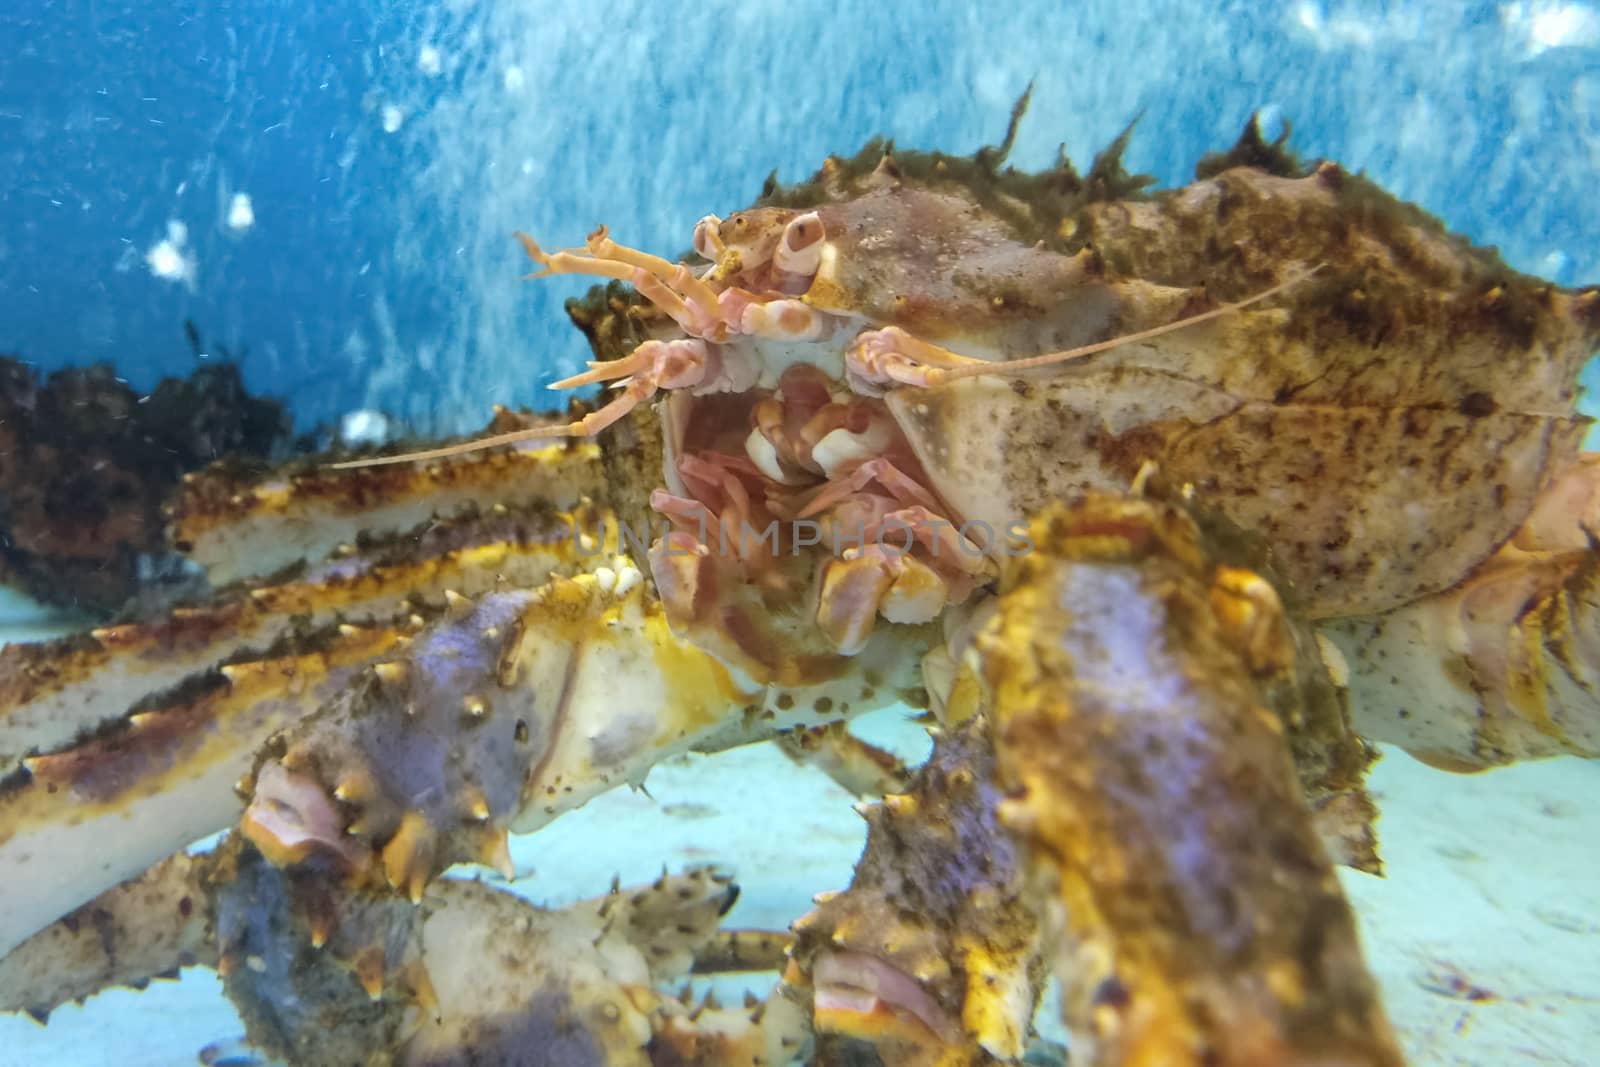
[0,1,1597,1064]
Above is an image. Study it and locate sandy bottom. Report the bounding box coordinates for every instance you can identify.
[1,585,1597,1066]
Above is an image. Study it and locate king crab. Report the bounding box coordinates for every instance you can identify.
[2,107,1598,1065]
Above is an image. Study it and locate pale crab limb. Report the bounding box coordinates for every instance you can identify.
[183,437,605,580]
[848,267,1322,389]
[974,495,1404,1067]
[628,269,705,333]
[0,851,214,1023]
[0,623,409,961]
[815,548,953,655]
[864,505,993,577]
[667,453,790,578]
[1324,451,1600,770]
[330,340,709,469]
[776,721,914,797]
[814,549,902,655]
[0,502,594,777]
[787,716,1045,1065]
[584,226,725,318]
[732,295,834,342]
[553,338,712,399]
[329,379,670,466]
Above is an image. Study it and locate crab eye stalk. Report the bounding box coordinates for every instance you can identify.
[775,211,825,278]
[692,215,724,261]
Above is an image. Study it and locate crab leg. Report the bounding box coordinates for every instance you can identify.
[214,840,745,1067]
[528,342,710,441]
[0,621,409,960]
[787,715,1046,1066]
[0,501,597,777]
[232,560,931,908]
[798,456,947,520]
[0,851,214,1023]
[3,833,758,1067]
[775,720,913,797]
[2,561,928,997]
[973,495,1404,1067]
[180,436,605,583]
[0,504,617,957]
[584,226,725,318]
[1324,450,1600,769]
[549,337,709,391]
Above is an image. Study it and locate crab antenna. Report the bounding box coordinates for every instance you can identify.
[934,264,1324,384]
[328,423,574,470]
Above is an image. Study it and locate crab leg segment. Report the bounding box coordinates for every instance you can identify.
[182,438,605,581]
[236,564,929,905]
[0,622,408,960]
[518,338,715,440]
[815,547,950,654]
[733,296,833,342]
[518,228,727,340]
[5,831,762,1067]
[975,495,1404,1067]
[1325,451,1600,769]
[0,501,594,777]
[214,839,745,1067]
[799,456,946,520]
[787,716,1045,1066]
[518,226,718,316]
[775,721,913,797]
[798,456,991,654]
[0,851,215,1023]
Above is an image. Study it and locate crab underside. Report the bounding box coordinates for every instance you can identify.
[2,111,1598,1066]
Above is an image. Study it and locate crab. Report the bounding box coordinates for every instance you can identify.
[2,107,1598,1066]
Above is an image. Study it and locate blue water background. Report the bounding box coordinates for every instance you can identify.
[2,0,1597,435]
[2,6,1600,1063]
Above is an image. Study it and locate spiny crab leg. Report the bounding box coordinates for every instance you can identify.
[1,836,788,1066]
[230,559,930,910]
[849,265,1324,389]
[787,716,1045,1065]
[973,494,1404,1066]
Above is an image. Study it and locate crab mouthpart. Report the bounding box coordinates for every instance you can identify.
[811,949,963,1045]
